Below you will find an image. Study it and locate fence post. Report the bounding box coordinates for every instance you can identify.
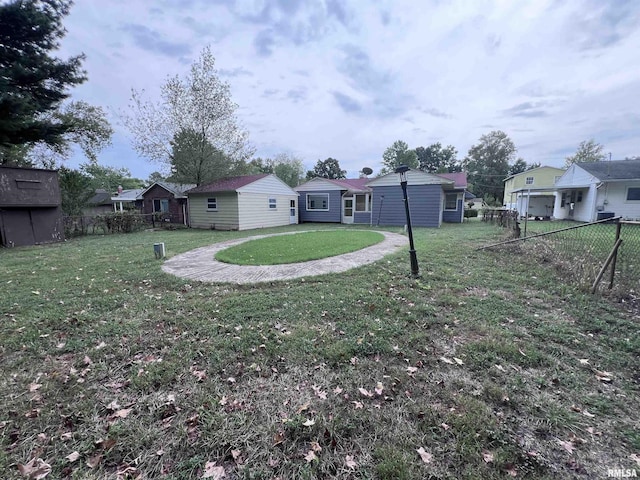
[608,221,622,289]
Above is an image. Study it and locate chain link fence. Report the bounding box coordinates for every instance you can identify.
[480,216,639,299]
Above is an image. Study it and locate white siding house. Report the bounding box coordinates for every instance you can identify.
[553,160,640,222]
[187,174,299,230]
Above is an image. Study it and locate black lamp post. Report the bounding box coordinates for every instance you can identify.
[395,165,419,277]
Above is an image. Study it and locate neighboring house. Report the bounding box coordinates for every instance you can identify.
[503,166,565,218]
[187,174,299,230]
[295,171,467,227]
[140,182,195,225]
[84,189,113,215]
[367,170,461,227]
[553,159,640,222]
[0,166,64,247]
[295,177,372,225]
[111,188,144,212]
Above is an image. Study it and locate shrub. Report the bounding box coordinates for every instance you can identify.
[464,209,479,218]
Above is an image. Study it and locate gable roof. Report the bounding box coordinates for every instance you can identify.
[366,168,455,187]
[503,165,565,182]
[295,177,371,193]
[577,159,640,181]
[437,172,467,189]
[186,174,269,193]
[140,181,196,198]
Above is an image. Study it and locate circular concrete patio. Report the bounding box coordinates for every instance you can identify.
[161,230,408,284]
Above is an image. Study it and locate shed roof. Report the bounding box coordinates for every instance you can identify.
[186,174,269,193]
[577,159,640,181]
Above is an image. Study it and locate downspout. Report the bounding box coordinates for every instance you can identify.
[592,182,604,222]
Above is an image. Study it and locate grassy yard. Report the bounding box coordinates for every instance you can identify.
[215,230,384,265]
[1,222,639,479]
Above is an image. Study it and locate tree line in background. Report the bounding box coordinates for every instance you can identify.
[0,0,620,214]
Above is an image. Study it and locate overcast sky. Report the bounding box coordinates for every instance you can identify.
[57,0,640,181]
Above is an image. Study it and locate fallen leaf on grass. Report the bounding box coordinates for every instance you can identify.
[202,462,225,479]
[345,455,357,469]
[113,408,132,419]
[116,464,139,479]
[593,369,613,382]
[296,402,310,414]
[311,385,327,400]
[440,422,450,431]
[18,458,51,479]
[504,463,518,476]
[453,357,464,365]
[29,383,42,392]
[630,454,640,467]
[406,366,418,375]
[352,401,364,409]
[303,418,315,427]
[375,382,384,395]
[190,366,207,382]
[66,451,80,463]
[310,441,322,452]
[416,447,432,463]
[273,431,285,446]
[305,450,317,462]
[231,449,242,465]
[95,341,107,350]
[333,386,343,395]
[439,356,454,365]
[557,439,575,454]
[358,387,374,398]
[482,450,494,463]
[86,454,102,469]
[578,359,590,365]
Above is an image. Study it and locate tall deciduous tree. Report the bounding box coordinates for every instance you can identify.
[415,143,460,173]
[463,130,516,203]
[124,46,254,180]
[168,128,244,186]
[80,160,143,192]
[0,0,86,152]
[305,157,346,180]
[58,166,93,216]
[564,139,606,167]
[380,140,418,174]
[247,153,304,187]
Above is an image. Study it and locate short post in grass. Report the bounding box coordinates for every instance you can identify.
[395,165,419,277]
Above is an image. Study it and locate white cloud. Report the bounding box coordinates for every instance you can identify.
[55,0,640,180]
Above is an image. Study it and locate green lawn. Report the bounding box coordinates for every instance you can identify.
[214,230,385,265]
[1,222,638,479]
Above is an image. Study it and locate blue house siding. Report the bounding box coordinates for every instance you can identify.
[298,190,342,223]
[371,185,443,227]
[353,212,371,224]
[442,198,463,223]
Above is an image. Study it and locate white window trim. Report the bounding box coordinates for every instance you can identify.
[354,193,371,212]
[525,176,534,185]
[306,193,329,211]
[444,193,458,211]
[625,187,640,202]
[268,197,277,209]
[206,197,218,211]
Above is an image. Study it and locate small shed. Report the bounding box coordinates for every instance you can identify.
[187,174,299,230]
[0,166,65,247]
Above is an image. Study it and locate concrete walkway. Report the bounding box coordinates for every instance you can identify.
[161,230,408,284]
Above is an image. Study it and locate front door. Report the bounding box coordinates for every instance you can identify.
[343,197,354,224]
[289,199,297,224]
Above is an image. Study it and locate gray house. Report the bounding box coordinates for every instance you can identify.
[294,170,467,227]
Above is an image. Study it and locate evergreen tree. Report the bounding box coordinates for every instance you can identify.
[0,0,86,151]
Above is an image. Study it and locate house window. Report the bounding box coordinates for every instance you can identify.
[207,197,217,211]
[355,194,371,212]
[307,194,329,211]
[627,187,640,201]
[269,198,277,209]
[525,176,534,185]
[445,193,458,210]
[577,190,583,203]
[153,199,169,213]
[561,192,566,208]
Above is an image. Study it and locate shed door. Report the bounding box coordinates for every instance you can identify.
[0,210,35,247]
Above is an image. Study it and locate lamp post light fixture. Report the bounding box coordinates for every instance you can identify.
[395,164,419,277]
